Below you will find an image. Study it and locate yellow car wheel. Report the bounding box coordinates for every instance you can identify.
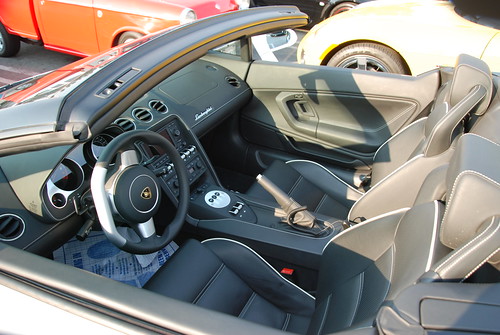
[326,42,409,74]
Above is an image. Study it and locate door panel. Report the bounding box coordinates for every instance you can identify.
[36,0,98,55]
[242,62,439,168]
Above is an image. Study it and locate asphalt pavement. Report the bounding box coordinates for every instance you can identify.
[0,43,80,87]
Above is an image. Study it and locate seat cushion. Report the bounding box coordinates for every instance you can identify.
[144,238,314,333]
[246,160,362,219]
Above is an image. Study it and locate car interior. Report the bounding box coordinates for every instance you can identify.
[0,23,499,333]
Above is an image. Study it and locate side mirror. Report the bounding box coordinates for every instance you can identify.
[252,29,298,61]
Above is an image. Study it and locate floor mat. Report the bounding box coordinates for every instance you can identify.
[53,231,178,288]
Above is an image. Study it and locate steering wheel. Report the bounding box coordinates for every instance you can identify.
[90,130,189,254]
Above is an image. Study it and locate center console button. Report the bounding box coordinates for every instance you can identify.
[204,190,230,208]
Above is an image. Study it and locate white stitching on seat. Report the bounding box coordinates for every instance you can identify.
[347,272,364,327]
[323,207,410,253]
[466,133,500,147]
[440,170,500,240]
[373,117,427,159]
[281,313,291,331]
[314,294,331,335]
[347,154,423,221]
[238,292,257,318]
[425,201,440,271]
[436,217,499,277]
[425,87,484,154]
[286,160,363,195]
[201,238,316,300]
[465,249,499,280]
[288,175,303,196]
[314,194,328,213]
[193,263,225,304]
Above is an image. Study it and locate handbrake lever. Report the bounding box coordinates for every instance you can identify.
[256,174,316,228]
[256,174,333,236]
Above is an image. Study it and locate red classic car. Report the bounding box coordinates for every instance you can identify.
[0,0,248,57]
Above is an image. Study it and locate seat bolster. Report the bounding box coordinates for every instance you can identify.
[202,238,315,316]
[349,147,453,222]
[143,239,244,306]
[424,86,487,157]
[287,160,363,201]
[431,216,500,280]
[441,134,500,249]
[449,54,492,116]
[372,118,427,185]
[308,209,406,334]
[246,160,358,218]
[246,160,303,201]
[470,78,500,144]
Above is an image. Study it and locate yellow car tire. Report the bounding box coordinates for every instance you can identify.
[326,42,409,74]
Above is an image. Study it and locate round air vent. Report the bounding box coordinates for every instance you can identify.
[225,76,240,88]
[149,100,168,114]
[132,108,153,123]
[0,214,25,241]
[114,118,136,131]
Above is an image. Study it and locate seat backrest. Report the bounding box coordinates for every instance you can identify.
[470,75,500,145]
[371,54,493,185]
[309,133,499,334]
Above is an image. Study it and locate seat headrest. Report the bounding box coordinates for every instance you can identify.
[441,134,500,249]
[449,54,493,116]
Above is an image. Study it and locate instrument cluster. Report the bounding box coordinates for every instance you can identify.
[43,125,124,220]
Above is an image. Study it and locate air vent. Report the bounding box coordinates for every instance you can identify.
[225,76,240,88]
[114,118,136,131]
[0,214,25,241]
[149,100,168,114]
[132,108,153,122]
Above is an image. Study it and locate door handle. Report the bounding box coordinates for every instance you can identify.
[276,92,318,137]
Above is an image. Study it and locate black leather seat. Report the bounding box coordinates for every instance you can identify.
[246,54,493,221]
[144,133,499,334]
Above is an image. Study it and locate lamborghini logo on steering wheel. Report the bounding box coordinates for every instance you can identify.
[141,187,152,200]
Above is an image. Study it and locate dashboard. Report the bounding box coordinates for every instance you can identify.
[0,58,251,251]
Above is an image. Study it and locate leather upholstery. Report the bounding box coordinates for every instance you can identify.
[142,57,498,333]
[440,134,500,249]
[144,132,498,333]
[247,55,493,222]
[246,159,361,219]
[471,76,500,144]
[309,202,446,334]
[145,201,447,334]
[431,216,500,280]
[144,238,314,333]
[448,54,493,116]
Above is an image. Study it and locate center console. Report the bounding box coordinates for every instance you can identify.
[145,116,343,270]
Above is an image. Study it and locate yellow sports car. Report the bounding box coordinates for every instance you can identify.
[297,0,500,75]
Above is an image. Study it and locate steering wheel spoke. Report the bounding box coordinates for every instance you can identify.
[118,149,140,169]
[135,218,157,239]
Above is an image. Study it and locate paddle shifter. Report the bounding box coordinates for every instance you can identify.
[256,174,333,236]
